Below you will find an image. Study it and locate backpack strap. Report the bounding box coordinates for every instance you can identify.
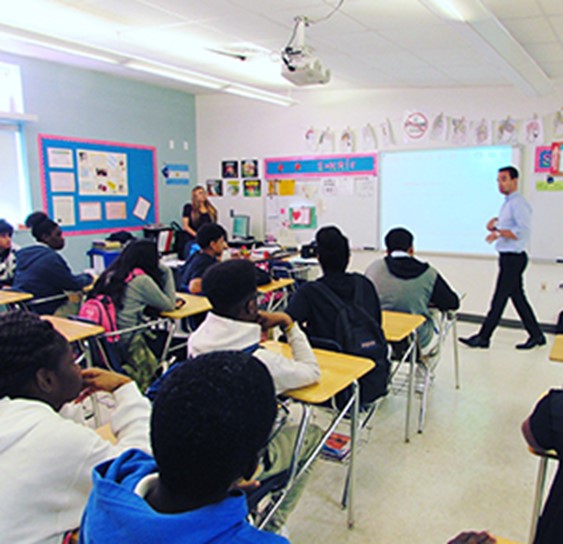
[352,273,367,307]
[308,280,345,311]
[125,267,146,283]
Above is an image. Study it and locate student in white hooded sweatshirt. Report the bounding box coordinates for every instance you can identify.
[188,259,321,534]
[0,311,151,544]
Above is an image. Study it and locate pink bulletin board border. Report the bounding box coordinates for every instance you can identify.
[263,153,378,179]
[38,134,159,237]
[534,145,552,173]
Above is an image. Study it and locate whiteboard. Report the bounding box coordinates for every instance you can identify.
[265,176,378,248]
[379,146,517,255]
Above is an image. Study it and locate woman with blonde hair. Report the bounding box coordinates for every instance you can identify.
[181,185,218,240]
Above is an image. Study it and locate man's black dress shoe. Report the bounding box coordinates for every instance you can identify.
[458,335,490,348]
[516,336,546,350]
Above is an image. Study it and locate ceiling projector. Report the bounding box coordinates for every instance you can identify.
[281,47,331,86]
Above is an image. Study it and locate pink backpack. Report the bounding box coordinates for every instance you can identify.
[78,268,145,342]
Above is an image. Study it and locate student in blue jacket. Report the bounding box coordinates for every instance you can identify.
[79,351,289,544]
[12,212,93,315]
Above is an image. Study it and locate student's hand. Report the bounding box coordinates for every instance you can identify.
[258,311,293,332]
[75,368,132,402]
[486,217,498,231]
[447,531,496,544]
[230,479,261,493]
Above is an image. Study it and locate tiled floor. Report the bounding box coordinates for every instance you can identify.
[287,324,561,544]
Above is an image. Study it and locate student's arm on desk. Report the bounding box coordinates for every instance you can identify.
[49,253,93,291]
[257,320,320,394]
[431,273,460,311]
[521,390,561,455]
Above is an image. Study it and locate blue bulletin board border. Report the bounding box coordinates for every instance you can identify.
[264,153,377,178]
[39,134,158,236]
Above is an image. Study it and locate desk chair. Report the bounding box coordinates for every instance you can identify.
[527,446,559,544]
[271,262,309,288]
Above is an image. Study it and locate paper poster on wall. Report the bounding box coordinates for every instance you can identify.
[241,159,258,178]
[206,179,223,197]
[379,118,395,147]
[267,180,278,196]
[243,179,261,197]
[133,197,151,221]
[47,147,74,169]
[278,179,296,196]
[226,180,240,196]
[536,178,563,191]
[265,196,279,219]
[79,202,102,222]
[522,115,544,144]
[471,119,492,146]
[298,182,318,199]
[289,206,316,229]
[222,160,239,178]
[338,177,355,196]
[450,117,468,145]
[105,201,127,221]
[50,171,76,193]
[52,196,76,226]
[496,117,518,144]
[339,128,355,153]
[305,127,318,152]
[78,149,128,196]
[361,124,377,151]
[162,163,189,185]
[430,113,448,142]
[553,110,563,138]
[534,146,552,173]
[551,142,562,175]
[355,176,375,198]
[318,128,334,153]
[321,178,338,196]
[403,111,429,142]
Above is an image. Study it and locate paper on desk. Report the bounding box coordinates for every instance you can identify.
[106,201,127,221]
[50,171,76,193]
[133,197,151,221]
[79,202,102,222]
[53,196,76,226]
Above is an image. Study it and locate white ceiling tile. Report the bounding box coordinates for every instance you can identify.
[264,8,368,35]
[537,0,563,15]
[502,16,558,43]
[414,48,486,66]
[524,42,563,62]
[539,62,563,77]
[548,16,563,40]
[483,0,543,19]
[340,0,442,28]
[377,24,468,50]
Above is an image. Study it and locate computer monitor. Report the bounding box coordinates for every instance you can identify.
[232,214,250,239]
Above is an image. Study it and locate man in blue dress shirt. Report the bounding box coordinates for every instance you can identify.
[460,166,546,350]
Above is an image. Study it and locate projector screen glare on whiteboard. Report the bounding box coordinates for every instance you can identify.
[379,145,517,255]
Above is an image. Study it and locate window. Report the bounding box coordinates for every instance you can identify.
[0,62,31,226]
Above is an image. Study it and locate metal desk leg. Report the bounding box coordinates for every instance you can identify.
[529,456,549,544]
[341,380,359,529]
[452,317,460,389]
[405,332,417,443]
[81,338,101,427]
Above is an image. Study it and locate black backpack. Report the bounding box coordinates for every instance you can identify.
[309,275,390,405]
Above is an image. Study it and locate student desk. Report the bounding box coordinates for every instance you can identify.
[549,335,563,362]
[381,310,426,442]
[258,278,295,312]
[262,340,375,529]
[0,289,34,309]
[42,315,105,344]
[161,292,212,320]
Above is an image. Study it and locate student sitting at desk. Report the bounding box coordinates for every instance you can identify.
[13,212,93,315]
[89,239,176,390]
[286,226,389,406]
[522,389,563,544]
[179,223,228,294]
[0,311,151,544]
[79,351,287,543]
[365,227,460,356]
[188,259,321,534]
[0,219,18,287]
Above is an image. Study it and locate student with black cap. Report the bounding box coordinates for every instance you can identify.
[0,219,18,287]
[12,212,93,314]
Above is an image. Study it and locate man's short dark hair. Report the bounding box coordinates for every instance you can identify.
[316,226,350,273]
[499,166,519,179]
[202,259,257,315]
[0,219,14,237]
[150,351,277,500]
[385,228,414,252]
[196,223,227,249]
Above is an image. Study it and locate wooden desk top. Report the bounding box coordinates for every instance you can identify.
[494,537,521,544]
[382,310,426,343]
[549,335,563,362]
[161,292,213,319]
[42,315,105,343]
[0,290,34,305]
[262,340,374,404]
[257,278,295,294]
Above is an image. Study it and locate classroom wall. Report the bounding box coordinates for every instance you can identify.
[196,85,563,325]
[1,51,197,269]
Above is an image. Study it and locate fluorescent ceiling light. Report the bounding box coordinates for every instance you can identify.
[0,26,120,64]
[419,0,553,96]
[127,60,229,91]
[224,84,295,107]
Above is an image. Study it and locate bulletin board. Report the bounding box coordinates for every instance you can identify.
[263,154,378,248]
[39,134,158,235]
